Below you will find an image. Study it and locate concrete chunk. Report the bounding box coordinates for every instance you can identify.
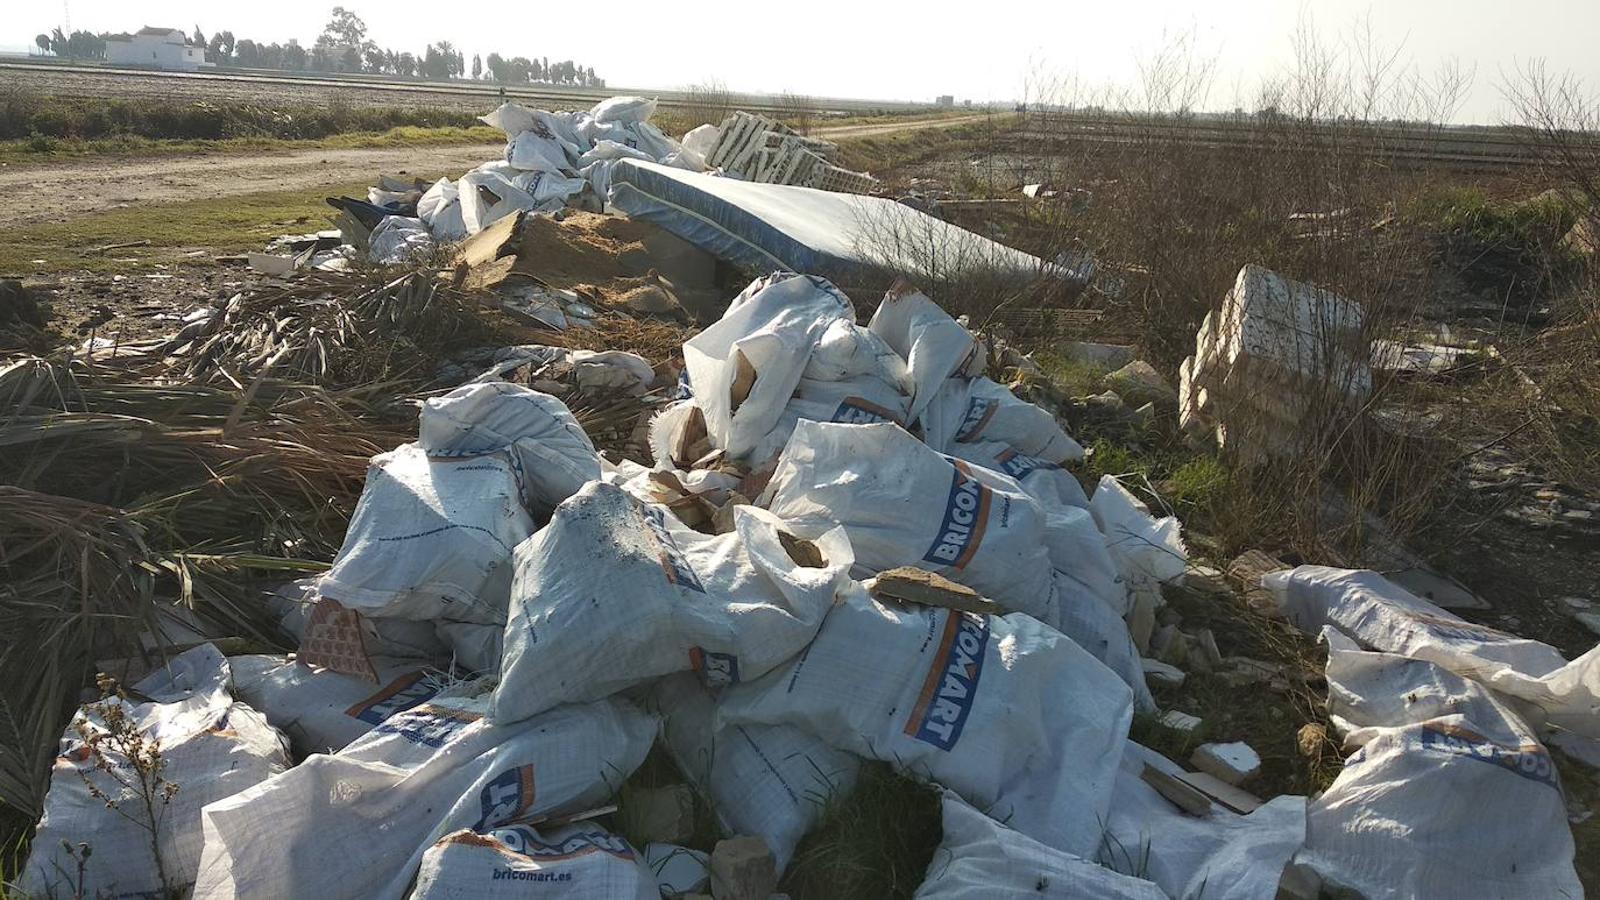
[1191,741,1261,786]
[870,567,1002,616]
[710,836,778,900]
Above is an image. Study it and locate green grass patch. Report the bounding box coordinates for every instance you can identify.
[1407,185,1578,255]
[0,125,501,167]
[1034,350,1112,397]
[782,763,942,899]
[0,180,383,275]
[0,92,481,143]
[835,119,1013,175]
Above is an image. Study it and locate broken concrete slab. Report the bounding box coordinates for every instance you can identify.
[870,567,1003,616]
[1060,340,1135,370]
[1159,709,1203,733]
[1104,360,1177,408]
[709,837,778,900]
[1191,741,1261,786]
[1142,658,1186,688]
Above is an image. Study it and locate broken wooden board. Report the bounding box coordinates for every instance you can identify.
[1175,770,1265,815]
[1140,764,1212,817]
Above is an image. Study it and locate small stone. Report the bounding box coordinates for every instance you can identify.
[1181,565,1230,595]
[710,836,778,900]
[1159,709,1203,733]
[1104,360,1178,408]
[1126,592,1157,654]
[619,784,696,845]
[1574,611,1600,638]
[1191,741,1261,786]
[1558,597,1594,615]
[645,843,710,896]
[1156,627,1189,667]
[1196,628,1224,667]
[1149,623,1179,657]
[1142,658,1186,688]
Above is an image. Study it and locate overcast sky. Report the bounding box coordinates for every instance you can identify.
[9,0,1598,123]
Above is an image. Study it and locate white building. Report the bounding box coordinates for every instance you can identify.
[104,27,208,71]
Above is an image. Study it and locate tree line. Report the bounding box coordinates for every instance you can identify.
[32,7,604,87]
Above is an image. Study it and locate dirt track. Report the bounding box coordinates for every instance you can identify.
[0,144,503,228]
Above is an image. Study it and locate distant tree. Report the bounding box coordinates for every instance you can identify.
[234,38,258,66]
[207,31,235,63]
[508,56,530,83]
[340,45,362,73]
[65,31,105,60]
[192,26,205,49]
[320,7,369,49]
[50,28,66,56]
[471,54,481,80]
[34,34,50,55]
[396,51,417,77]
[284,39,308,70]
[364,46,387,73]
[485,52,507,83]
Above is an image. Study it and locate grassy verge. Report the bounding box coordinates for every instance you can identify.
[0,125,501,167]
[0,180,381,275]
[834,119,1012,174]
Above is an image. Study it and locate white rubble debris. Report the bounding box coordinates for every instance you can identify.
[491,481,854,723]
[652,673,860,874]
[1102,743,1307,900]
[20,646,290,900]
[913,791,1167,899]
[1191,742,1261,786]
[1298,628,1582,898]
[1266,565,1600,741]
[718,583,1134,858]
[192,695,656,899]
[1180,264,1371,461]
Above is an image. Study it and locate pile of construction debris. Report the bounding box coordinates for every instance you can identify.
[8,96,1597,900]
[15,245,1595,900]
[242,95,879,277]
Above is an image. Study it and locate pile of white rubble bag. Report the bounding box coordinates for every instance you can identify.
[365,95,722,264]
[18,271,1592,899]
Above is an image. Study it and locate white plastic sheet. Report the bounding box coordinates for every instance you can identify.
[193,696,656,900]
[230,654,447,755]
[21,646,290,900]
[318,443,534,624]
[920,376,1084,464]
[418,178,468,242]
[652,673,860,873]
[914,791,1166,899]
[867,288,986,422]
[368,216,436,265]
[1090,476,1188,617]
[1100,742,1307,900]
[411,823,657,899]
[1299,628,1581,899]
[589,96,658,125]
[682,273,854,461]
[492,481,853,724]
[763,420,1061,627]
[1266,565,1600,740]
[418,382,600,516]
[720,584,1133,857]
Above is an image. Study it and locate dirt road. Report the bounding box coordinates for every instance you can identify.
[0,110,990,228]
[0,143,503,228]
